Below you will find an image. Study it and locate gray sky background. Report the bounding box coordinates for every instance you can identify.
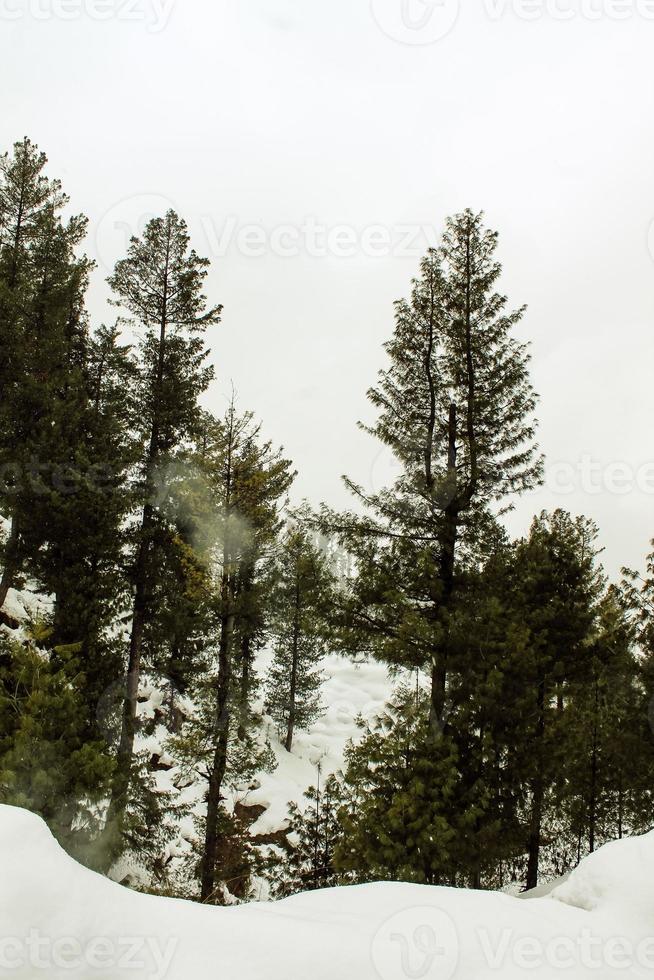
[3,0,654,579]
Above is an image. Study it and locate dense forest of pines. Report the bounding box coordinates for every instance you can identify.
[1,137,653,902]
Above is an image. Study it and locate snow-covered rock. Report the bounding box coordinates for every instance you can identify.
[3,805,654,979]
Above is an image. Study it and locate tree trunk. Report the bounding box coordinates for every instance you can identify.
[105,503,154,841]
[526,776,544,891]
[285,573,301,753]
[201,589,235,903]
[429,402,458,731]
[526,681,546,890]
[237,633,252,742]
[106,246,169,841]
[588,681,600,854]
[430,509,457,728]
[201,407,237,902]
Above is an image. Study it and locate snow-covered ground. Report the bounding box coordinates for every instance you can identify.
[2,804,654,979]
[244,650,392,835]
[117,650,395,891]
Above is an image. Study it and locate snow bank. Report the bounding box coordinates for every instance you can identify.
[2,805,654,979]
[552,833,654,926]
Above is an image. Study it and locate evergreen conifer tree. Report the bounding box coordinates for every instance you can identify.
[275,771,344,897]
[0,629,114,862]
[323,210,542,728]
[105,211,221,843]
[502,511,604,888]
[265,523,332,752]
[0,138,89,610]
[169,403,294,902]
[334,687,460,885]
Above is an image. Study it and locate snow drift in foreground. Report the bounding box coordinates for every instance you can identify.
[2,807,654,979]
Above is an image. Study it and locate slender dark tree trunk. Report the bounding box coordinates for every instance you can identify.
[313,768,321,889]
[107,251,169,837]
[588,681,600,853]
[285,573,301,753]
[526,778,544,891]
[429,402,458,730]
[200,410,238,902]
[526,681,546,890]
[237,633,252,742]
[106,502,153,831]
[201,579,235,902]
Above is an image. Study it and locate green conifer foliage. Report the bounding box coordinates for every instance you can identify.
[265,524,333,753]
[106,211,221,842]
[323,210,541,727]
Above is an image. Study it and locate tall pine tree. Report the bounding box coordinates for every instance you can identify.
[105,211,221,845]
[323,210,542,727]
[265,522,332,752]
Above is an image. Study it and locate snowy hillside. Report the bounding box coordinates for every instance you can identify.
[240,649,392,836]
[0,577,396,893]
[117,649,395,892]
[3,804,654,979]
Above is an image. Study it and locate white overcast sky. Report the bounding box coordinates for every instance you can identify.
[3,0,654,578]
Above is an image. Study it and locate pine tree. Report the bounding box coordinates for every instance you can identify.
[274,771,344,897]
[617,546,654,835]
[265,522,332,752]
[0,138,89,610]
[502,510,604,889]
[561,591,646,856]
[0,629,114,863]
[171,403,294,902]
[444,545,529,888]
[334,687,460,885]
[323,209,541,728]
[105,211,221,844]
